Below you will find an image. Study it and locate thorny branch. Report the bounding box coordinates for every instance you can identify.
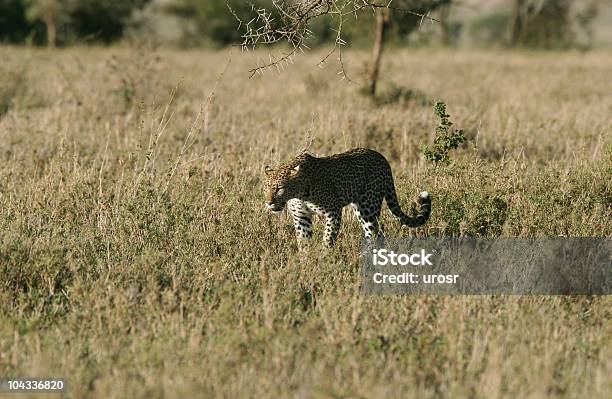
[229,1,440,78]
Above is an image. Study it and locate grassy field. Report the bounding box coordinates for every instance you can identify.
[0,46,610,398]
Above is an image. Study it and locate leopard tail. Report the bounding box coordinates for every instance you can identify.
[385,188,431,228]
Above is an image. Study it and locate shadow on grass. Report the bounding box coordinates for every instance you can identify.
[360,84,433,107]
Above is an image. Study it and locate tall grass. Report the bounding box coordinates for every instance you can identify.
[0,46,610,398]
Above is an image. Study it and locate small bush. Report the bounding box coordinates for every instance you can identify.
[372,85,432,107]
[422,101,466,164]
[469,11,511,46]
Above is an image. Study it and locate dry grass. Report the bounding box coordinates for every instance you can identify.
[0,45,610,398]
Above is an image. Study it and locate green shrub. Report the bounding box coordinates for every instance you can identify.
[422,101,466,165]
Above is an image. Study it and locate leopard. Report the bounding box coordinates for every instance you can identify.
[263,148,431,247]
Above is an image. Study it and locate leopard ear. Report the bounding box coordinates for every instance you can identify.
[264,165,273,175]
[289,165,300,177]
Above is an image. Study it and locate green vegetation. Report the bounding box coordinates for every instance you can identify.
[0,47,610,398]
[0,0,149,45]
[161,0,263,46]
[422,101,466,165]
[0,0,607,49]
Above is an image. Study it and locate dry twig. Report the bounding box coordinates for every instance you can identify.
[231,1,440,78]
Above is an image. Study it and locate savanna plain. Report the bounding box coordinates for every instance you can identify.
[0,46,610,398]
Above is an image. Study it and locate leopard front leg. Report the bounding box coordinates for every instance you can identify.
[323,209,342,247]
[288,199,313,242]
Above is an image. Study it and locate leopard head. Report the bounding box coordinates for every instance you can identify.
[263,154,311,213]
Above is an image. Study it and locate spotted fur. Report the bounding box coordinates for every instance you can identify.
[263,148,431,247]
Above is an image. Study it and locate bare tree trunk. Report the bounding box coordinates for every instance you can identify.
[439,3,451,46]
[509,0,525,46]
[368,8,389,96]
[44,11,56,48]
